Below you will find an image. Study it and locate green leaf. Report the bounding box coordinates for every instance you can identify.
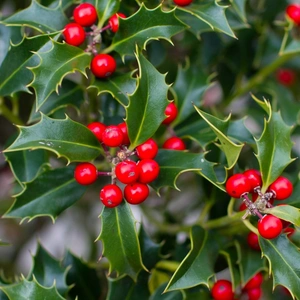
[0,278,65,300]
[126,50,170,149]
[152,150,224,192]
[264,205,300,227]
[0,35,53,97]
[152,282,184,300]
[4,114,101,163]
[279,23,300,55]
[29,40,91,110]
[89,71,137,107]
[194,106,243,170]
[97,201,146,280]
[95,0,120,28]
[1,0,68,33]
[106,4,186,59]
[29,244,69,296]
[165,226,219,292]
[4,167,87,222]
[259,234,300,299]
[229,0,247,23]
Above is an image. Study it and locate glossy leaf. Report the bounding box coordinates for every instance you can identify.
[230,0,247,23]
[126,50,170,149]
[1,0,68,33]
[264,205,300,227]
[4,114,102,163]
[4,167,87,222]
[152,282,184,300]
[95,0,120,28]
[29,40,91,110]
[97,201,146,280]
[152,150,224,192]
[259,234,300,299]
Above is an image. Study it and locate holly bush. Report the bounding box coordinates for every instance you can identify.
[0,0,300,299]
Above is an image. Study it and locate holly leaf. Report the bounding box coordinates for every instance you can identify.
[126,50,170,149]
[264,205,300,227]
[97,201,146,280]
[194,106,244,170]
[259,234,300,299]
[89,71,137,107]
[3,166,87,222]
[1,0,68,33]
[95,0,120,28]
[0,35,53,97]
[28,244,70,297]
[0,278,65,300]
[152,150,224,192]
[106,4,186,59]
[3,114,102,163]
[29,40,91,110]
[165,226,219,292]
[152,282,184,300]
[229,0,247,23]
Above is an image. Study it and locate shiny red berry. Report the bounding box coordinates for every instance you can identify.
[211,280,234,300]
[173,0,193,6]
[87,122,106,142]
[138,159,160,184]
[243,169,262,192]
[91,54,116,78]
[124,183,149,204]
[163,136,186,150]
[244,273,263,290]
[162,102,178,125]
[268,176,293,200]
[117,122,130,145]
[73,3,97,27]
[63,23,85,46]
[136,138,158,159]
[74,163,97,185]
[258,215,282,239]
[284,226,296,238]
[108,12,126,33]
[100,184,123,208]
[102,125,123,147]
[286,4,300,25]
[115,160,139,184]
[276,69,295,86]
[226,173,251,198]
[247,232,260,251]
[246,287,262,300]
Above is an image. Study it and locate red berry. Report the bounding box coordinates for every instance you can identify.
[173,0,193,6]
[211,280,234,300]
[246,287,262,300]
[100,184,123,208]
[243,169,262,192]
[138,159,160,184]
[63,23,85,46]
[268,176,293,200]
[117,122,130,145]
[247,232,260,251]
[163,136,186,150]
[244,273,263,290]
[136,138,158,159]
[108,12,126,33]
[284,226,295,238]
[226,173,251,198]
[74,163,97,185]
[124,183,149,204]
[115,160,139,184]
[286,4,300,25]
[91,54,116,78]
[258,215,282,239]
[276,69,295,86]
[162,102,178,125]
[102,125,123,147]
[87,122,106,142]
[73,3,97,27]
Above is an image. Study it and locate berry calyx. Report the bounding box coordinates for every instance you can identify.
[100,184,123,208]
[63,23,86,46]
[173,0,193,6]
[124,183,149,204]
[243,273,263,290]
[117,122,130,145]
[226,173,251,198]
[73,3,97,27]
[268,176,293,200]
[108,12,126,33]
[211,280,234,300]
[247,232,260,251]
[138,159,160,184]
[87,122,106,142]
[243,169,262,192]
[136,138,158,159]
[246,287,262,300]
[162,102,178,125]
[91,54,116,78]
[102,125,123,147]
[258,215,282,239]
[276,69,295,86]
[115,160,139,184]
[286,4,300,25]
[163,136,186,150]
[74,163,97,185]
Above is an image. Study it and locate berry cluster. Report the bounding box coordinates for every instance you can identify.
[63,3,126,78]
[226,170,294,240]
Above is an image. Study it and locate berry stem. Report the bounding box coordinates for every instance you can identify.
[242,193,264,219]
[102,144,112,162]
[99,24,111,33]
[98,171,112,176]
